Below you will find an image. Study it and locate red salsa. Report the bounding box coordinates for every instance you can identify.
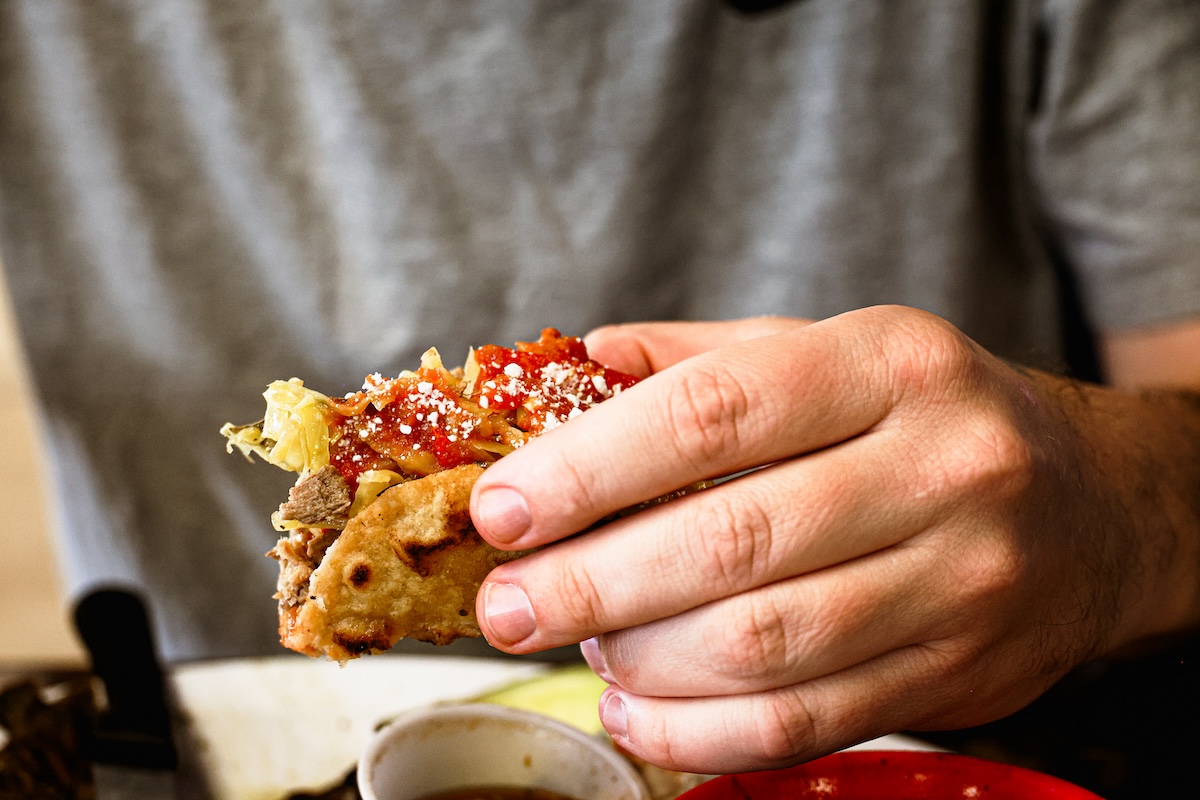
[322,329,638,494]
[471,328,639,433]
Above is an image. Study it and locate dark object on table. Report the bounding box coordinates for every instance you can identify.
[74,587,179,798]
[0,671,97,800]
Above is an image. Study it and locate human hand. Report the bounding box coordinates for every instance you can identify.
[469,306,1197,774]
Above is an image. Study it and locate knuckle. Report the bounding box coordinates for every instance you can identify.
[917,639,1013,721]
[708,592,792,682]
[543,451,606,527]
[749,691,817,764]
[943,635,992,676]
[886,309,979,395]
[551,560,609,635]
[660,363,754,471]
[640,709,679,767]
[982,421,1039,498]
[684,489,775,596]
[599,631,645,690]
[955,531,1025,598]
[944,412,1038,501]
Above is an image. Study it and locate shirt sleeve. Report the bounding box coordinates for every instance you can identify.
[1028,0,1200,332]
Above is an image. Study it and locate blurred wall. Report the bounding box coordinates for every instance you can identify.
[0,267,85,664]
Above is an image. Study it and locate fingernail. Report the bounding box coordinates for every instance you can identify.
[580,637,612,682]
[476,487,532,544]
[600,688,628,739]
[482,582,536,644]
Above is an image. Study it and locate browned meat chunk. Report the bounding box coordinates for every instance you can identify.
[278,465,352,528]
[269,527,340,609]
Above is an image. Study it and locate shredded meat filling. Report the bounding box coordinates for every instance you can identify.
[278,465,352,529]
[270,527,340,609]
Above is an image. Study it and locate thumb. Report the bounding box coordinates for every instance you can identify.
[583,316,813,377]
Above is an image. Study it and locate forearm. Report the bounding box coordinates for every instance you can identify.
[1023,368,1200,655]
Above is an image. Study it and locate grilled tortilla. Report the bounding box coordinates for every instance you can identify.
[276,464,531,660]
[222,329,642,661]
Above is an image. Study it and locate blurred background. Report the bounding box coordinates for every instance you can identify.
[0,267,84,665]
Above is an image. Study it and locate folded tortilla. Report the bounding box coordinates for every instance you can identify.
[274,464,531,661]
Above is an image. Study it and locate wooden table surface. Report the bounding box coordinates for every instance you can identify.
[0,271,84,666]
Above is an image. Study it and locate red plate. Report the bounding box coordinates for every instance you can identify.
[679,751,1105,799]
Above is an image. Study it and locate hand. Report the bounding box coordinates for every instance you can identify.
[469,306,1198,774]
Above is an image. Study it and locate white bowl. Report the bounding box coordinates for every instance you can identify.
[358,703,650,800]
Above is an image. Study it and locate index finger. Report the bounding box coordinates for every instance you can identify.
[470,307,934,549]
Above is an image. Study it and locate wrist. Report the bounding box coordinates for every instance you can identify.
[1032,372,1200,652]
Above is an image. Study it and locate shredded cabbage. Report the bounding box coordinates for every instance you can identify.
[270,509,306,532]
[461,347,480,396]
[419,346,445,372]
[221,378,332,475]
[348,469,407,518]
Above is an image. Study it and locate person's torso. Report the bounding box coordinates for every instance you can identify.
[0,0,1053,659]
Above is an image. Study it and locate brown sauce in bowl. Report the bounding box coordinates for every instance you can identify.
[416,788,581,800]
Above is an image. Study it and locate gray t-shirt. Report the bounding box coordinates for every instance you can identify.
[0,0,1197,661]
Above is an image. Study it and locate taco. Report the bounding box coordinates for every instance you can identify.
[221,329,641,661]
